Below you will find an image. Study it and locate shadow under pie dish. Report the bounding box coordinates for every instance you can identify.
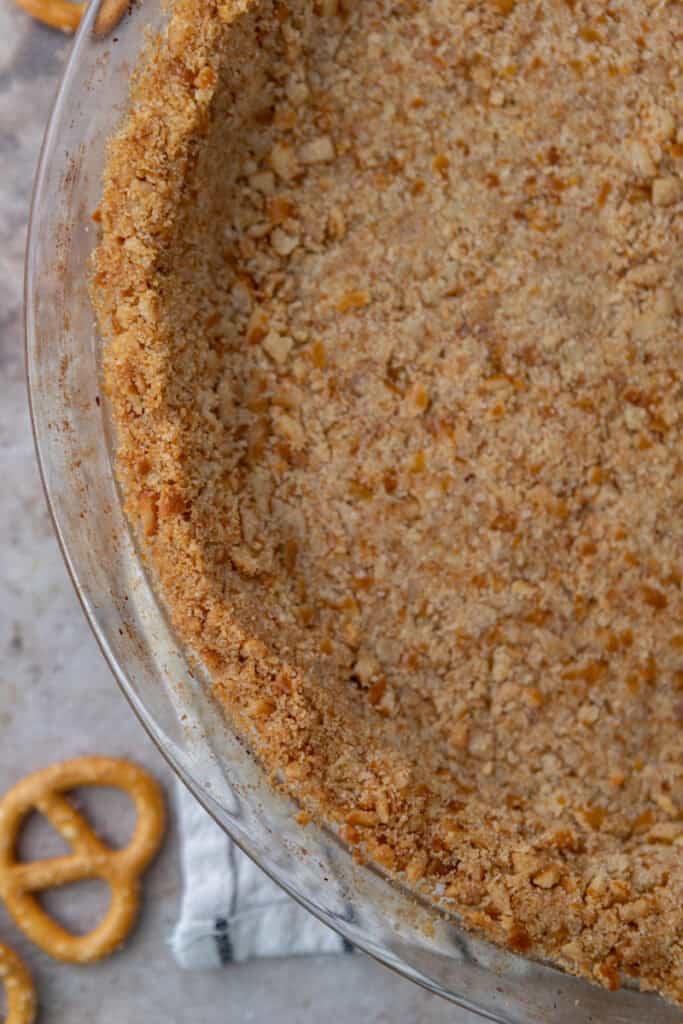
[91,0,683,1006]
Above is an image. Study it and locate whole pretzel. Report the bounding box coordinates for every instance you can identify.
[0,757,165,964]
[0,944,36,1024]
[13,0,129,35]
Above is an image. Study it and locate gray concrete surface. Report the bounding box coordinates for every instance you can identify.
[0,6,479,1021]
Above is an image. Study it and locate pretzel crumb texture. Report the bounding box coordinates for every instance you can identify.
[93,0,683,1007]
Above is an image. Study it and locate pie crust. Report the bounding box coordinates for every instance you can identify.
[93,0,683,1003]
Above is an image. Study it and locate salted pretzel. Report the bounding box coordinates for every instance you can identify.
[13,0,129,36]
[0,757,165,964]
[0,945,36,1024]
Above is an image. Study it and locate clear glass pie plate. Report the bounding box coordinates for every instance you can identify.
[24,2,683,1021]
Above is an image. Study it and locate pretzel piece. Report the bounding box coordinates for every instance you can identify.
[13,0,129,36]
[93,0,129,35]
[0,758,165,964]
[0,945,36,1024]
[14,0,84,33]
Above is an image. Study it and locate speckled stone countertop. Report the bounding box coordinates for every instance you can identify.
[0,6,478,1022]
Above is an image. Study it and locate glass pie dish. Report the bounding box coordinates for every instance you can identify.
[24,2,683,1021]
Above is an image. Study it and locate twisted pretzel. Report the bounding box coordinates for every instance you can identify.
[0,758,165,964]
[13,0,129,36]
[0,945,36,1024]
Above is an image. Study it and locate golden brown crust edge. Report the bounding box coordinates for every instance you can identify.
[91,0,683,1005]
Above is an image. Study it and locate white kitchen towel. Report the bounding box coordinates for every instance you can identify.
[171,781,351,968]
